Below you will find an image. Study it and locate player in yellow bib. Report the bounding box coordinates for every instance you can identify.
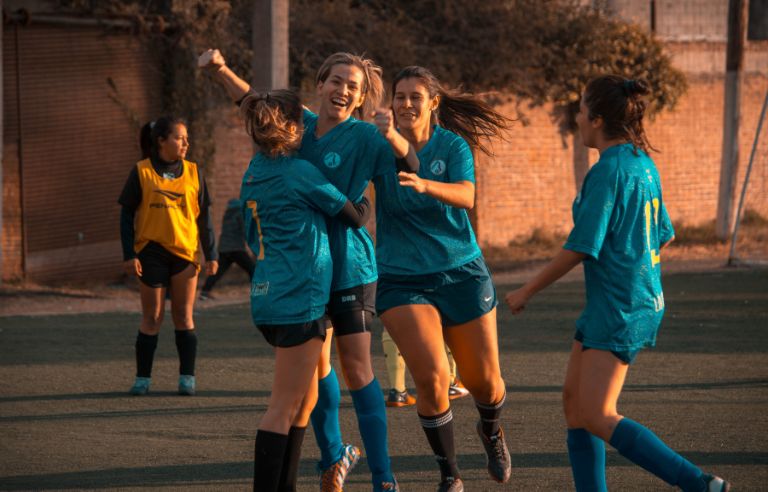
[118,116,219,397]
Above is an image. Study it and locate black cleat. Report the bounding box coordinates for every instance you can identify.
[476,421,512,483]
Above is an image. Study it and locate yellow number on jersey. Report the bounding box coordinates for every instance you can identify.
[644,198,661,267]
[246,200,265,260]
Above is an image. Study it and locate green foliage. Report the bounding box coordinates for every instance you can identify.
[291,0,687,132]
[54,0,254,171]
[54,0,687,163]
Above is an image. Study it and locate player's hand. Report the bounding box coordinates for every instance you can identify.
[505,288,530,314]
[397,171,428,194]
[371,108,396,140]
[198,49,225,71]
[205,260,219,277]
[124,258,142,277]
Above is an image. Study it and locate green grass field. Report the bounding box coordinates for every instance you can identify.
[1,267,766,490]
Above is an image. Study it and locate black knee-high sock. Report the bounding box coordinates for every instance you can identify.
[278,426,306,492]
[174,330,197,375]
[254,430,289,492]
[135,332,158,378]
[475,391,506,438]
[419,409,461,480]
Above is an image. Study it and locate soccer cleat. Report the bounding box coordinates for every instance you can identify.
[198,291,215,301]
[129,377,151,395]
[377,478,400,491]
[178,375,196,396]
[386,388,416,407]
[704,474,731,492]
[476,421,512,483]
[435,457,463,492]
[320,443,361,492]
[448,379,469,400]
[437,477,464,492]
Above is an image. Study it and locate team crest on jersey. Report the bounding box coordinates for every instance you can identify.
[324,152,341,169]
[429,160,446,176]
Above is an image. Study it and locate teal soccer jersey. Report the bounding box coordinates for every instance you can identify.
[373,126,481,275]
[240,153,347,325]
[301,109,393,290]
[564,143,674,351]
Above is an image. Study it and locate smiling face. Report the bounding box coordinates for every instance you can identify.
[392,77,438,134]
[316,63,366,122]
[157,123,189,161]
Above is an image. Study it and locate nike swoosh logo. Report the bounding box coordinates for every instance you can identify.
[484,296,493,302]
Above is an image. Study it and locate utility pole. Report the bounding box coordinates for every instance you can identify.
[716,0,748,239]
[0,0,4,286]
[251,0,289,91]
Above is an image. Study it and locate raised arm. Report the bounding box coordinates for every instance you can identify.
[372,108,420,173]
[198,49,251,102]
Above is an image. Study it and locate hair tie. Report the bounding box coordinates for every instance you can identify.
[149,120,156,129]
[623,79,636,96]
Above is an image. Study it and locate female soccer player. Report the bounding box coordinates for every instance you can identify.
[239,89,373,491]
[505,75,729,492]
[372,66,511,492]
[199,49,402,491]
[119,116,219,396]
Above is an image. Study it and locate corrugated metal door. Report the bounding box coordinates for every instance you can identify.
[6,24,161,282]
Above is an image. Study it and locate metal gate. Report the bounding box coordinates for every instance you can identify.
[3,22,161,282]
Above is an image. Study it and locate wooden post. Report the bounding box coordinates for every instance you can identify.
[251,0,289,91]
[716,0,748,239]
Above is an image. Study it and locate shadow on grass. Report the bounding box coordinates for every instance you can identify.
[2,451,766,490]
[0,403,269,423]
[506,378,768,394]
[0,389,274,404]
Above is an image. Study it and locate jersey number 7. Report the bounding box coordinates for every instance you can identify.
[246,200,265,260]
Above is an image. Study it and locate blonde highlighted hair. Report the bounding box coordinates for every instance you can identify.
[315,52,384,120]
[240,89,303,158]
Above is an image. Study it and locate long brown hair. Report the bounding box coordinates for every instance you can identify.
[392,66,510,155]
[583,75,656,154]
[239,89,303,158]
[315,52,384,120]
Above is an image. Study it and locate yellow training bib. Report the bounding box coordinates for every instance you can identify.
[134,159,200,264]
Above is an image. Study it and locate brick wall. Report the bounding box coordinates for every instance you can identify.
[473,69,768,248]
[207,59,768,250]
[206,107,254,234]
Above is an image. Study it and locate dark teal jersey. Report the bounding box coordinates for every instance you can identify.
[373,126,481,275]
[240,153,347,325]
[301,109,393,290]
[564,143,674,351]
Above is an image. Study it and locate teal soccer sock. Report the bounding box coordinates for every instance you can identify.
[567,428,607,492]
[609,418,706,492]
[310,367,344,469]
[350,377,394,485]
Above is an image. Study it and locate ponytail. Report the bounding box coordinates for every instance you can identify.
[583,75,656,154]
[139,116,186,162]
[240,89,303,158]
